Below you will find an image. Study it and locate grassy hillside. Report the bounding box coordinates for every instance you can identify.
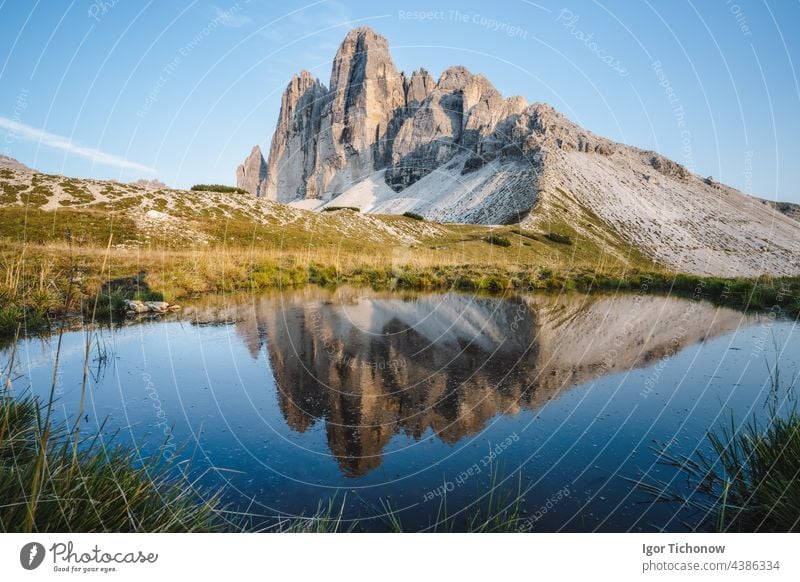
[1,166,797,334]
[0,167,653,267]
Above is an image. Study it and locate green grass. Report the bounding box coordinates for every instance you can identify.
[0,394,224,532]
[2,241,799,337]
[634,361,800,532]
[0,206,142,246]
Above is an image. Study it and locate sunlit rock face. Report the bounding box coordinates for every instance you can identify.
[235,145,267,197]
[239,27,533,209]
[189,288,748,476]
[237,26,800,277]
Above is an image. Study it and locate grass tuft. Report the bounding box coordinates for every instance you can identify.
[0,394,225,532]
[633,360,800,532]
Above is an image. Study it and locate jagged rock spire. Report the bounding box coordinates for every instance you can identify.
[235,145,267,197]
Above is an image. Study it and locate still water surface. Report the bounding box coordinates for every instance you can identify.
[5,288,798,531]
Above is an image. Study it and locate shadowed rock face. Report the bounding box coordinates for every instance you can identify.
[188,288,751,477]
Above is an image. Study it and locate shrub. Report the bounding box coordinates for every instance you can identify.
[322,206,360,212]
[308,264,339,286]
[190,184,248,194]
[509,227,538,241]
[478,275,510,292]
[85,290,128,321]
[546,232,572,245]
[484,235,511,247]
[454,276,477,291]
[461,156,487,174]
[402,211,424,221]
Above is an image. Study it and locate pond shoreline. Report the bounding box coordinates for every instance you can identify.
[3,267,798,340]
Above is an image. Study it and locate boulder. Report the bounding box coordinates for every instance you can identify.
[124,300,149,314]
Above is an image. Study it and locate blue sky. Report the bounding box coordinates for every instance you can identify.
[1,0,798,202]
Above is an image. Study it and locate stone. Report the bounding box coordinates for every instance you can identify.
[124,300,149,314]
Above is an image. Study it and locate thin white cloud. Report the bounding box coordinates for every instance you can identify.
[0,117,157,174]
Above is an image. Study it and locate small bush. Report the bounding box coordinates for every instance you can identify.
[190,184,248,194]
[402,212,424,221]
[484,235,511,247]
[478,275,510,292]
[0,305,26,334]
[308,264,339,286]
[546,232,572,245]
[85,290,127,321]
[454,276,477,291]
[461,156,487,174]
[322,206,360,213]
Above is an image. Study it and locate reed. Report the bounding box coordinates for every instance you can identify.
[633,358,800,532]
[0,393,225,532]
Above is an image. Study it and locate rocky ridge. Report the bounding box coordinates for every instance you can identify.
[0,155,32,172]
[238,27,800,277]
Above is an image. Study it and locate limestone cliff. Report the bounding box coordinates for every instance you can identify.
[235,145,267,197]
[236,26,800,277]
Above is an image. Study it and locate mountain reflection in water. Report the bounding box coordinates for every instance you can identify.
[185,288,749,477]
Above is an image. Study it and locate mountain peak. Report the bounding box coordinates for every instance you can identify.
[338,26,388,49]
[329,25,399,93]
[437,65,474,90]
[290,69,320,86]
[235,145,267,197]
[236,27,800,277]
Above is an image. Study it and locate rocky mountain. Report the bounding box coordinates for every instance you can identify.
[235,145,268,197]
[761,198,800,222]
[237,26,800,277]
[0,155,31,172]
